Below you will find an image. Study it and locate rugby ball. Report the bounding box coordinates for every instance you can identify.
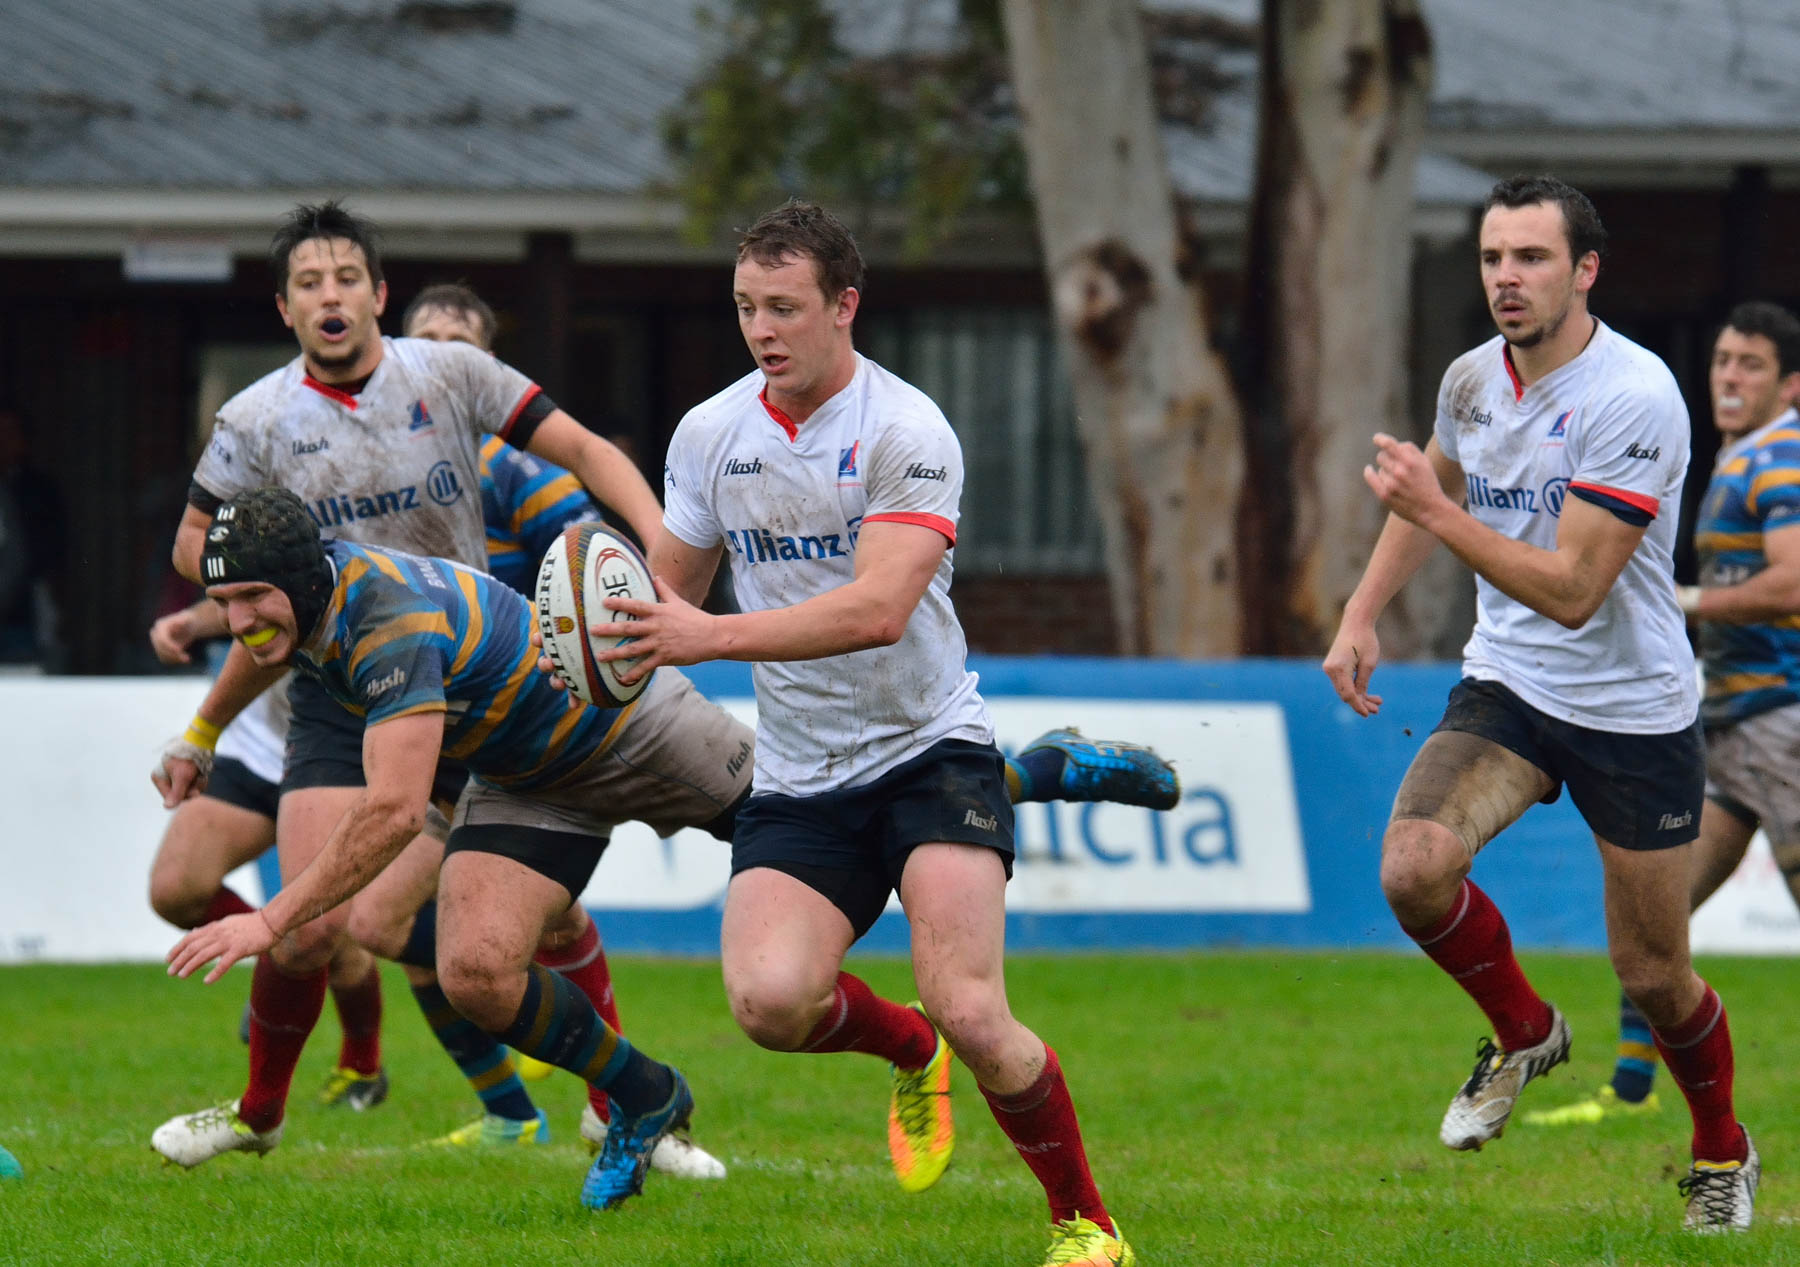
[535,523,656,707]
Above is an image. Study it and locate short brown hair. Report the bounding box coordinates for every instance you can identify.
[401,282,497,348]
[737,199,865,302]
[271,200,383,294]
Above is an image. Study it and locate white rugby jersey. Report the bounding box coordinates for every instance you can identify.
[1434,321,1698,733]
[192,337,543,570]
[663,354,993,796]
[214,672,292,786]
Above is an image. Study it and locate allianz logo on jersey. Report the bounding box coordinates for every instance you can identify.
[726,525,852,563]
[304,460,465,527]
[1466,474,1570,517]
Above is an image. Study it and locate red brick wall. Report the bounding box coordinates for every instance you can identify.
[954,574,1120,655]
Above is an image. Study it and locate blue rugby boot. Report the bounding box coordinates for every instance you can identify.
[1017,728,1179,811]
[580,1070,694,1211]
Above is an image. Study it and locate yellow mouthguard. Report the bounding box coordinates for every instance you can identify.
[242,627,277,647]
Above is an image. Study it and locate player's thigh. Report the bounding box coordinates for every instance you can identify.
[148,794,274,917]
[275,784,364,881]
[1711,706,1800,902]
[1598,833,1702,1024]
[348,830,445,958]
[897,842,1012,1017]
[719,866,856,1016]
[1390,680,1559,865]
[1690,794,1758,912]
[439,821,605,970]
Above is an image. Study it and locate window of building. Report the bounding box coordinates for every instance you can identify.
[860,306,1104,575]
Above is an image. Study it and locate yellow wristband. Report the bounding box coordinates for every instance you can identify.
[183,715,222,751]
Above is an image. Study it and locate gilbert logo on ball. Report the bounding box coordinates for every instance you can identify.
[535,523,656,707]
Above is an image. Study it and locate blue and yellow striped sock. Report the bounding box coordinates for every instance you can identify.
[411,982,538,1122]
[1610,989,1658,1104]
[499,964,673,1118]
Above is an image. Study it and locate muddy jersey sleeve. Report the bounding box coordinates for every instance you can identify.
[861,409,963,544]
[190,413,266,508]
[436,340,553,447]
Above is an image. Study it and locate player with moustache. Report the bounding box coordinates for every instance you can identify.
[570,201,1137,1267]
[163,488,727,1211]
[150,201,664,1165]
[1526,301,1800,1139]
[1323,175,1756,1231]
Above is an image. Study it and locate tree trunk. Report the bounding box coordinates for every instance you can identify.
[999,0,1244,656]
[1241,0,1432,653]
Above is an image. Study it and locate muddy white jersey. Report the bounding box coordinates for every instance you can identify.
[662,354,992,796]
[214,673,292,786]
[192,337,545,570]
[1434,321,1697,733]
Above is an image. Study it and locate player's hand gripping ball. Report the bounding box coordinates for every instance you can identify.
[534,524,656,707]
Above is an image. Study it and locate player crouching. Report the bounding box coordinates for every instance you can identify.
[157,488,697,1212]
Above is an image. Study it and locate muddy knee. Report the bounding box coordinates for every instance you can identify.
[1380,819,1471,926]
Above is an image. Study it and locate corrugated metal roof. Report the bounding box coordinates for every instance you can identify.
[2,0,720,191]
[5,0,1796,206]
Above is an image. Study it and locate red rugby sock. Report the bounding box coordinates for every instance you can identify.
[981,1046,1112,1234]
[1651,984,1747,1163]
[202,886,256,926]
[800,973,937,1069]
[330,963,383,1076]
[239,956,328,1132]
[536,919,621,1031]
[1405,880,1552,1051]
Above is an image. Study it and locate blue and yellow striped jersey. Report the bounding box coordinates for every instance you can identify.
[1696,408,1800,726]
[479,435,599,596]
[295,539,633,790]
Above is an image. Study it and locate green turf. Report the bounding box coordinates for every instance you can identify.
[0,952,1791,1265]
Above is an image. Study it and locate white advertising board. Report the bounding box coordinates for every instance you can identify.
[579,698,1311,915]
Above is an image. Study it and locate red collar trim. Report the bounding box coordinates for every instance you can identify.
[759,388,798,442]
[1501,346,1524,403]
[303,375,360,409]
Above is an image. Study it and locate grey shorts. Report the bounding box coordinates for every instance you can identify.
[1707,703,1800,862]
[452,668,755,842]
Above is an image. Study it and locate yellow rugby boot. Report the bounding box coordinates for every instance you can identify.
[318,1065,390,1111]
[426,1108,548,1148]
[888,1004,954,1193]
[1043,1216,1136,1266]
[1522,1084,1661,1127]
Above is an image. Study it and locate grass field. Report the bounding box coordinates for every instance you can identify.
[0,951,1792,1266]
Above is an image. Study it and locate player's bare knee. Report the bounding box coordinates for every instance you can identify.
[437,950,514,1031]
[270,913,349,975]
[725,968,830,1051]
[1612,948,1693,1028]
[147,872,209,929]
[1380,818,1469,924]
[346,901,407,961]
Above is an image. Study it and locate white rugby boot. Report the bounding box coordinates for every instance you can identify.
[1680,1129,1759,1233]
[1439,1006,1572,1150]
[580,1100,726,1179]
[152,1100,282,1168]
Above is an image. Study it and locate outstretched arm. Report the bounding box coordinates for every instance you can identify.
[166,709,443,982]
[523,411,665,551]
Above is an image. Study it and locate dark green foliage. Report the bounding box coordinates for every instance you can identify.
[662,0,1030,257]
